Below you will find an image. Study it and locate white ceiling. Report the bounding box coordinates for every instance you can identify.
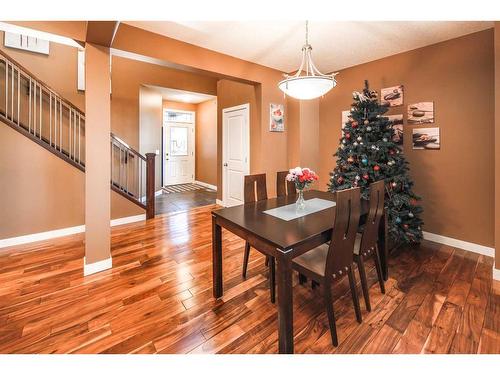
[146,85,216,104]
[125,21,493,72]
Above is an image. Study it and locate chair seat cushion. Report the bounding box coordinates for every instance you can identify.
[292,244,329,276]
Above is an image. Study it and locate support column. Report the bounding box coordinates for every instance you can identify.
[84,43,112,276]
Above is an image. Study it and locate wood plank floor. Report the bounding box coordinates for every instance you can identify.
[0,205,499,354]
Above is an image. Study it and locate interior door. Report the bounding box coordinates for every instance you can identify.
[223,104,249,207]
[163,111,195,186]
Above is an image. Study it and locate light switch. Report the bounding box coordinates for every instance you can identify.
[155,149,160,155]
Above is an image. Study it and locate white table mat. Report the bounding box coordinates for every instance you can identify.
[263,198,336,221]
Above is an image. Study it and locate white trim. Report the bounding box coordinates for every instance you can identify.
[0,225,85,248]
[110,214,146,227]
[195,180,217,191]
[216,199,225,207]
[140,189,163,203]
[222,103,250,207]
[493,263,500,281]
[0,214,147,249]
[422,231,494,257]
[84,256,112,276]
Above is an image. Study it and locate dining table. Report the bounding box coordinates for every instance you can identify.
[211,189,388,354]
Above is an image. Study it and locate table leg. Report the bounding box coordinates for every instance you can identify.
[212,215,223,298]
[378,209,389,281]
[276,252,293,354]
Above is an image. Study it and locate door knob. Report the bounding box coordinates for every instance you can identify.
[223,163,228,167]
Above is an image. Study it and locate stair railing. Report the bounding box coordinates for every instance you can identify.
[0,49,155,218]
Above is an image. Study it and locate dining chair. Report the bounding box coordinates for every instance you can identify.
[241,173,275,303]
[291,187,362,346]
[276,170,296,198]
[354,180,386,312]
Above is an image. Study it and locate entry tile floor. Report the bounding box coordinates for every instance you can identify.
[155,188,217,215]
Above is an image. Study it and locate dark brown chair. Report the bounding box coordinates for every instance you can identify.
[241,173,275,303]
[276,170,296,198]
[354,180,386,312]
[291,187,362,346]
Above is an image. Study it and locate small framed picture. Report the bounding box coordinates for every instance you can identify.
[408,102,434,124]
[412,127,440,150]
[381,85,404,107]
[387,114,403,145]
[270,103,284,132]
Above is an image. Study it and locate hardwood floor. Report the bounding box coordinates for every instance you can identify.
[0,205,498,354]
[155,189,217,215]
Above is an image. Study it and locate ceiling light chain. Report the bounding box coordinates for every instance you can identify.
[278,21,338,100]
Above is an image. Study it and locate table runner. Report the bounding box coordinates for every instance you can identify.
[263,198,336,221]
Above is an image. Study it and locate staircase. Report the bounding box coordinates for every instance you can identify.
[0,49,156,219]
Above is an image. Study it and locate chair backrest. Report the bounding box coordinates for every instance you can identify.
[360,180,385,253]
[244,173,268,203]
[325,187,361,278]
[276,171,296,197]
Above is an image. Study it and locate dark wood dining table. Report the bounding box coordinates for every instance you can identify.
[211,190,388,354]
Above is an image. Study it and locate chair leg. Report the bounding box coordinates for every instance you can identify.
[242,241,250,278]
[269,257,276,303]
[347,266,362,323]
[373,245,386,294]
[356,256,371,312]
[298,273,307,285]
[323,282,339,347]
[311,280,319,289]
[265,256,269,267]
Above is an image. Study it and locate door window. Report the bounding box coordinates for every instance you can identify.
[169,126,188,156]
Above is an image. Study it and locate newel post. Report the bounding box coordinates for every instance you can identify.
[145,153,156,219]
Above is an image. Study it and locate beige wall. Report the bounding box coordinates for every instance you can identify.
[139,87,163,191]
[319,29,495,247]
[196,99,218,187]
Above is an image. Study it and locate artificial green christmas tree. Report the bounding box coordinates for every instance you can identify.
[328,80,423,244]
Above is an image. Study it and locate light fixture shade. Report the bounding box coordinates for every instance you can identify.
[278,76,336,100]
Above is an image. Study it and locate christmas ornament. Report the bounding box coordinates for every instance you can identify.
[357,136,362,141]
[337,176,344,183]
[361,158,368,165]
[371,145,377,150]
[408,212,414,218]
[342,139,346,144]
[352,121,358,127]
[353,142,358,146]
[403,224,409,229]
[355,175,360,181]
[347,156,354,163]
[345,133,351,139]
[362,174,369,180]
[366,126,372,131]
[391,182,397,188]
[383,138,388,142]
[364,119,369,125]
[395,217,402,224]
[373,165,380,171]
[389,150,395,155]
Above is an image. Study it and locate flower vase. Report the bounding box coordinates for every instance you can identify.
[296,189,305,211]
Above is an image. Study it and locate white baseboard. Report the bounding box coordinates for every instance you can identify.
[0,214,146,249]
[84,256,112,276]
[422,231,494,257]
[216,199,224,207]
[110,214,146,227]
[195,180,217,191]
[0,225,85,248]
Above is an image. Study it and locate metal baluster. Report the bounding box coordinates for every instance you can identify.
[39,84,42,140]
[11,64,14,121]
[126,152,129,195]
[49,93,52,146]
[33,83,37,136]
[78,114,81,164]
[17,68,20,125]
[73,111,76,161]
[59,98,62,152]
[28,78,31,133]
[5,61,8,119]
[69,107,72,159]
[54,95,58,150]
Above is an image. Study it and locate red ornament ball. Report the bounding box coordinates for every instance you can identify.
[373,165,380,171]
[362,174,369,180]
[345,133,351,139]
[403,224,409,229]
[352,121,358,127]
[389,150,395,155]
[337,176,344,184]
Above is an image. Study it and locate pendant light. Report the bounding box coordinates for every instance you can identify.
[278,21,338,100]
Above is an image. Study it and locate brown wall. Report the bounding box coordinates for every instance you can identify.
[111,56,218,151]
[319,29,495,247]
[163,100,197,112]
[196,99,218,187]
[495,23,500,269]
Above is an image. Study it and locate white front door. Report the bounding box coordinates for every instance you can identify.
[222,104,250,207]
[163,110,195,186]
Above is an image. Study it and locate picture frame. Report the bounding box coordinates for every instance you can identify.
[381,85,404,107]
[270,103,284,132]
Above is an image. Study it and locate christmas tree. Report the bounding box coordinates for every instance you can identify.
[328,80,423,244]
